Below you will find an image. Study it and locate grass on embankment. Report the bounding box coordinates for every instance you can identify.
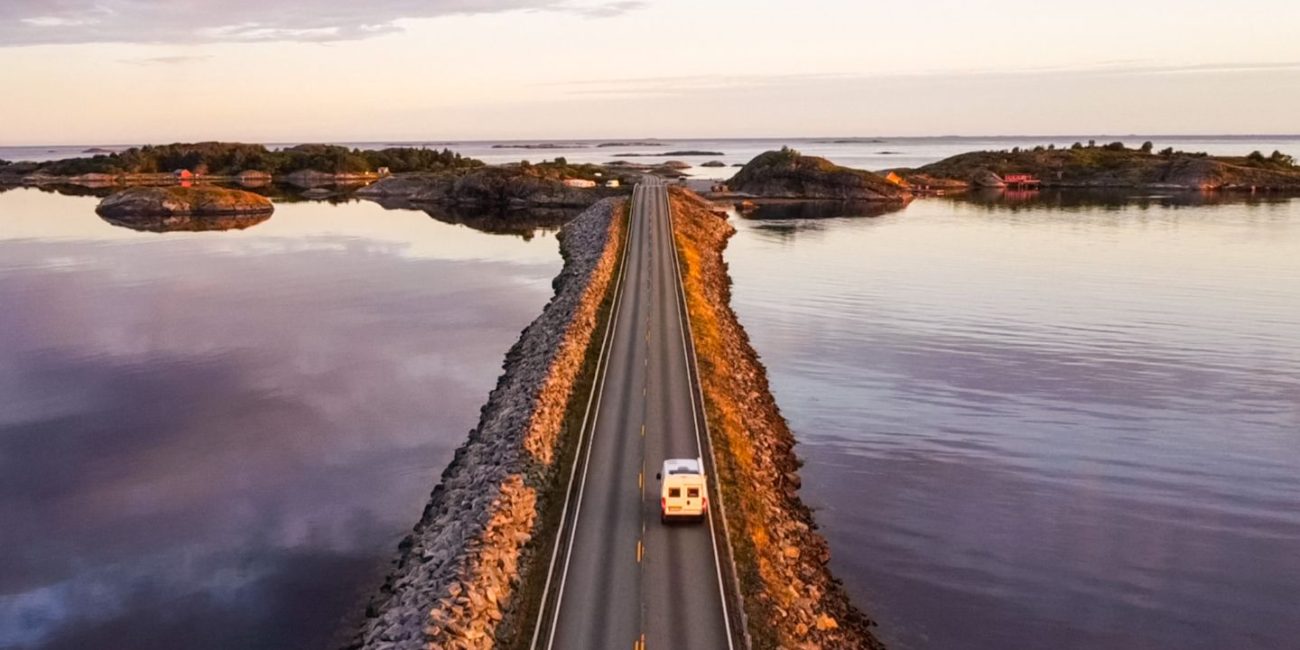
[669,187,886,650]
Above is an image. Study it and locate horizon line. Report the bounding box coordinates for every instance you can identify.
[5,133,1300,150]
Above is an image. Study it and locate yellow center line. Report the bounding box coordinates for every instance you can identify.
[636,539,643,563]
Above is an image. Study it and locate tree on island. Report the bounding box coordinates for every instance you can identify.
[29,142,484,177]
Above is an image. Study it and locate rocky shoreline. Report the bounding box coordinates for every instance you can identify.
[348,197,625,650]
[669,187,886,650]
[95,185,273,218]
[897,143,1300,191]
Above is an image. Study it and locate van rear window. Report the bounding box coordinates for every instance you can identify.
[668,488,681,498]
[687,488,700,498]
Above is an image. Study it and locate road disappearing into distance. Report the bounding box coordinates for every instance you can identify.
[533,179,740,650]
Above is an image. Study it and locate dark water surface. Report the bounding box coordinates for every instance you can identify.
[725,192,1300,650]
[0,189,562,649]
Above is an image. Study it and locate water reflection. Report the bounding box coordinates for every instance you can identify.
[724,193,1300,650]
[735,201,908,243]
[99,211,273,233]
[743,200,909,221]
[419,204,575,239]
[0,189,563,649]
[958,187,1298,211]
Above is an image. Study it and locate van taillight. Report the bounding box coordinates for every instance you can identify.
[703,496,708,511]
[661,497,666,511]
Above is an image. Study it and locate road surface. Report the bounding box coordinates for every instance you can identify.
[535,179,736,650]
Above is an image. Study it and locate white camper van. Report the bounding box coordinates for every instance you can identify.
[657,457,707,523]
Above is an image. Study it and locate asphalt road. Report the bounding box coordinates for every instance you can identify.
[537,179,734,650]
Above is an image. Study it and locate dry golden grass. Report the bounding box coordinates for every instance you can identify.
[669,188,884,650]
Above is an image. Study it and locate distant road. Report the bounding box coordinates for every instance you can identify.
[534,178,737,650]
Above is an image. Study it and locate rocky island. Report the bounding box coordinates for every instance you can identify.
[612,150,725,157]
[898,142,1300,191]
[95,185,273,218]
[356,159,632,209]
[728,147,912,201]
[0,142,480,188]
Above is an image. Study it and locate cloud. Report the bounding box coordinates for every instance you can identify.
[0,0,644,46]
[546,62,1300,99]
[120,54,215,65]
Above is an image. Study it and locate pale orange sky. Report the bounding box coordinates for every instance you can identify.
[2,0,1298,144]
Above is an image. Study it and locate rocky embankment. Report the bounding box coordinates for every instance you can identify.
[669,187,886,650]
[728,148,911,202]
[95,186,273,217]
[356,167,622,209]
[349,198,625,650]
[902,144,1300,191]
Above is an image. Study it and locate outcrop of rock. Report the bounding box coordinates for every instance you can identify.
[350,198,625,650]
[357,167,614,208]
[973,169,1006,188]
[95,185,273,218]
[669,187,886,650]
[908,146,1300,190]
[100,212,271,233]
[729,149,911,201]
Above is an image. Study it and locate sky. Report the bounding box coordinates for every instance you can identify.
[1,0,1298,144]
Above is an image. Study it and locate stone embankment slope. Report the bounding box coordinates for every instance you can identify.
[349,197,625,650]
[669,187,886,650]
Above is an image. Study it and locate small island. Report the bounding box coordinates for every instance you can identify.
[356,158,631,208]
[96,186,274,218]
[0,142,481,187]
[727,147,911,201]
[612,150,725,157]
[491,143,588,149]
[596,141,664,147]
[897,141,1300,191]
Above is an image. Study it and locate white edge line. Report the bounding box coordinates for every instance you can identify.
[662,183,740,650]
[530,190,636,650]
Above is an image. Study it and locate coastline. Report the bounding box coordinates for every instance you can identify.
[348,197,625,649]
[669,187,886,649]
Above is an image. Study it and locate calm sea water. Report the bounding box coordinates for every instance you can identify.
[724,191,1300,650]
[0,189,562,649]
[5,138,1300,650]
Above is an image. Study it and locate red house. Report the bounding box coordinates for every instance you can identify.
[1003,173,1041,188]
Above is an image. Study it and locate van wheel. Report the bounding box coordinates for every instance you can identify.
[660,513,668,525]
